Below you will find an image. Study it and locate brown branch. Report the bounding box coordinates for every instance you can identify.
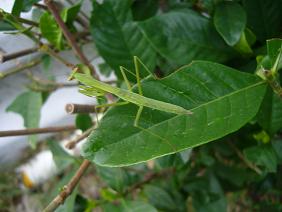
[65,103,96,114]
[229,142,262,175]
[0,47,38,63]
[0,125,76,137]
[16,16,39,27]
[34,3,48,10]
[65,127,94,149]
[44,0,98,79]
[43,160,91,212]
[0,59,41,79]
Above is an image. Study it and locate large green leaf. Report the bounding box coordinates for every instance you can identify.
[214,2,246,46]
[243,0,282,42]
[82,61,266,167]
[90,0,156,80]
[139,9,235,67]
[6,91,42,148]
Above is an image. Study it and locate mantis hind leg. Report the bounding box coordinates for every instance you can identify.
[134,106,176,152]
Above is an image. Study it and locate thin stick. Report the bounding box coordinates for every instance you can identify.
[0,59,41,79]
[0,47,38,63]
[43,160,91,212]
[16,16,39,27]
[0,125,76,137]
[65,127,94,149]
[229,142,262,175]
[44,0,98,79]
[65,103,96,114]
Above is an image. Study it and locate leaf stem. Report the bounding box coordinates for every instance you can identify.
[229,142,262,175]
[43,159,91,212]
[44,0,99,79]
[0,125,76,137]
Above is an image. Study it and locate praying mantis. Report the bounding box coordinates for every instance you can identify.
[70,56,192,129]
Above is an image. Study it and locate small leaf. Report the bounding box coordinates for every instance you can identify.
[144,185,177,211]
[75,114,92,132]
[267,39,282,71]
[244,144,278,173]
[214,1,246,46]
[39,12,63,50]
[6,91,42,148]
[82,61,266,167]
[12,0,40,15]
[96,166,133,193]
[102,200,157,212]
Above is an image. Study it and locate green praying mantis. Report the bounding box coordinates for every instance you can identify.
[70,56,192,129]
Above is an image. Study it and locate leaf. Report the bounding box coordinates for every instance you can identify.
[96,166,133,192]
[82,61,267,167]
[243,0,282,42]
[102,200,157,212]
[144,185,177,211]
[61,1,82,26]
[90,0,156,80]
[0,21,15,31]
[139,9,235,67]
[75,114,92,132]
[11,0,23,16]
[272,139,282,162]
[6,91,42,148]
[214,1,246,46]
[39,2,81,50]
[243,144,278,172]
[47,140,74,170]
[131,0,158,21]
[267,39,282,70]
[39,12,63,50]
[12,0,40,14]
[257,88,282,134]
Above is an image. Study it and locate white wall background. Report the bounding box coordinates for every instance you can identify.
[0,0,111,168]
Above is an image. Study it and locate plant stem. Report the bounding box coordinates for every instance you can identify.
[0,125,76,137]
[16,16,39,27]
[229,142,262,175]
[65,103,96,114]
[0,47,38,63]
[0,59,41,79]
[43,160,91,212]
[65,127,94,149]
[44,0,98,79]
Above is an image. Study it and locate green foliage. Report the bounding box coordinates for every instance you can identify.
[2,0,282,211]
[214,1,246,46]
[82,61,266,166]
[75,114,93,132]
[6,91,42,148]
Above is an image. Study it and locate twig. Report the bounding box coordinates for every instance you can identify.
[0,47,38,63]
[43,160,91,212]
[0,125,76,137]
[0,59,41,79]
[16,16,39,27]
[34,3,48,10]
[44,0,98,79]
[65,127,94,149]
[65,103,96,114]
[124,168,175,195]
[229,142,262,175]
